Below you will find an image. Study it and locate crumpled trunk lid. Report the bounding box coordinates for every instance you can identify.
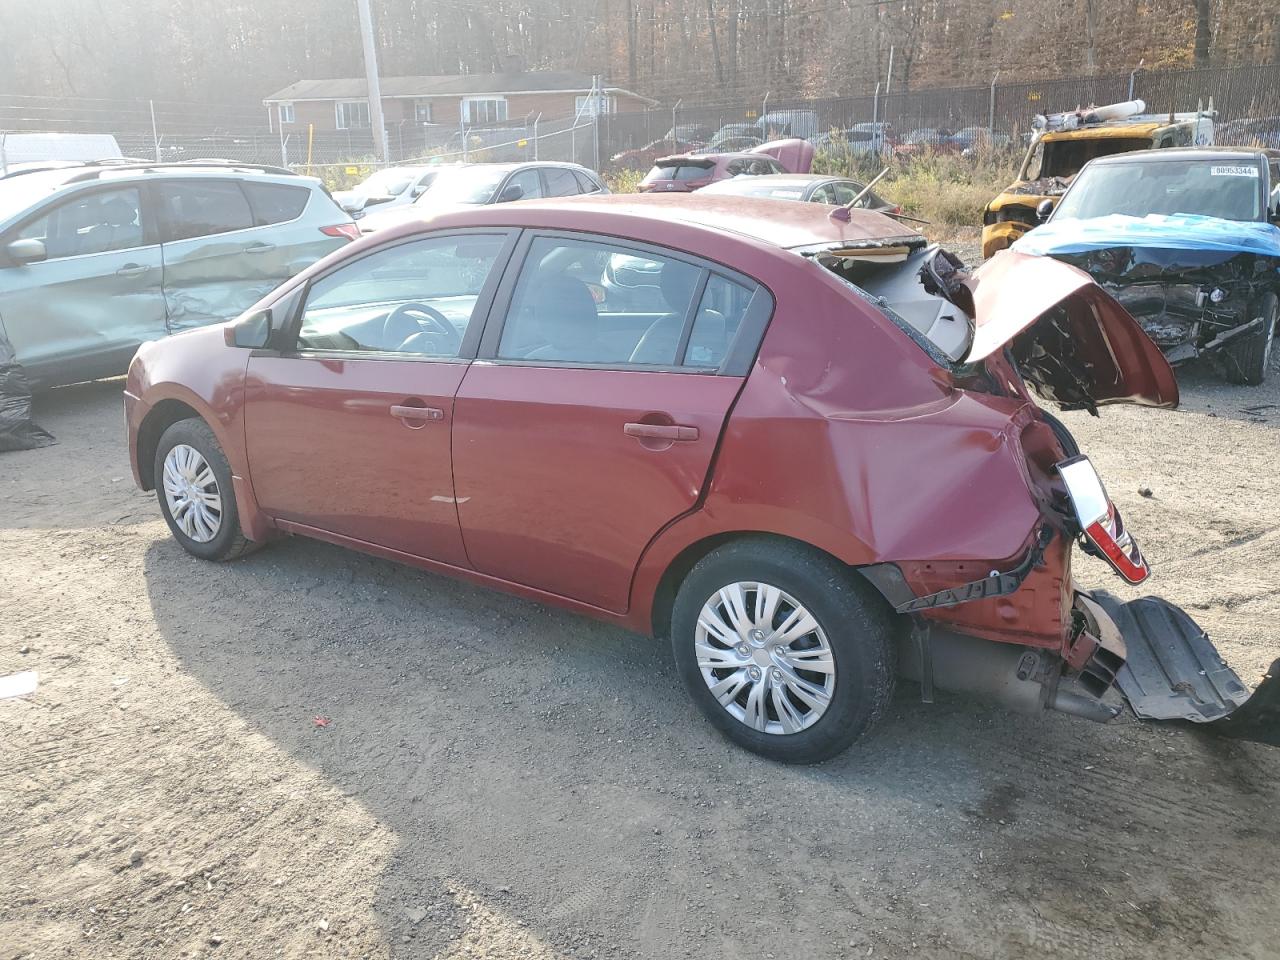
[964,250,1180,411]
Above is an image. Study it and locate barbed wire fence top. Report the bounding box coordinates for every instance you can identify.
[2,62,1278,178]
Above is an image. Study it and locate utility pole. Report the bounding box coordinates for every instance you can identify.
[356,0,389,162]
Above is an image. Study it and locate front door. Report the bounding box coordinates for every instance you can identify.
[244,231,514,566]
[0,184,166,384]
[452,232,766,613]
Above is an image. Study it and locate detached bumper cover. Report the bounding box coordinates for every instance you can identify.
[1093,592,1280,746]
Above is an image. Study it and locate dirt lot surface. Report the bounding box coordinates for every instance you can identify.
[4,365,1280,960]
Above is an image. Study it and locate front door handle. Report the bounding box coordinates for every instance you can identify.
[390,403,445,427]
[244,242,276,255]
[624,422,699,442]
[116,263,149,277]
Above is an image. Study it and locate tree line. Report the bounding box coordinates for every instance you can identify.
[1,0,1276,108]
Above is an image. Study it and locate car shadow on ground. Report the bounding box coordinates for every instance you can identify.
[143,533,1280,958]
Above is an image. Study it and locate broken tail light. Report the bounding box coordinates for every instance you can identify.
[321,223,361,242]
[1057,455,1150,584]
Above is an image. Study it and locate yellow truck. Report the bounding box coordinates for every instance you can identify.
[981,99,1216,259]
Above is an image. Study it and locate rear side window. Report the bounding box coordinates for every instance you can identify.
[543,168,580,197]
[685,275,754,369]
[243,182,310,226]
[157,181,254,241]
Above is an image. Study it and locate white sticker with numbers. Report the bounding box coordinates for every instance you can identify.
[1210,165,1259,177]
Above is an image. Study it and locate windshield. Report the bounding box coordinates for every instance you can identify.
[1055,159,1265,221]
[1026,135,1151,180]
[413,166,511,205]
[0,171,73,224]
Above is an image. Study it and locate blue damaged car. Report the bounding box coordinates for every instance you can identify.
[1023,147,1280,384]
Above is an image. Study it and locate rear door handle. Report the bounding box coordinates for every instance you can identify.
[390,403,445,423]
[624,422,699,442]
[244,242,276,254]
[116,264,149,277]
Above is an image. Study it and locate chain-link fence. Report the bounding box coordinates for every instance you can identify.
[3,62,1278,179]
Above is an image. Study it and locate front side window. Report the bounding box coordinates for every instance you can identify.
[297,234,507,357]
[502,169,543,201]
[336,100,371,130]
[462,98,508,125]
[16,187,145,259]
[496,235,749,369]
[156,181,254,242]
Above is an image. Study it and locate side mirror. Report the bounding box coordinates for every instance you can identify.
[6,238,47,265]
[1036,198,1056,222]
[498,184,524,203]
[338,196,365,214]
[411,184,426,198]
[225,308,273,349]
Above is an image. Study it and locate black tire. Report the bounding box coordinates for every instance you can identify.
[671,538,898,764]
[1222,291,1278,386]
[153,418,257,562]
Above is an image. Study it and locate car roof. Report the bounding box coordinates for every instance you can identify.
[389,193,916,253]
[1087,146,1280,165]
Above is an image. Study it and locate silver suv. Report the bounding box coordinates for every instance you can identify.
[0,161,357,388]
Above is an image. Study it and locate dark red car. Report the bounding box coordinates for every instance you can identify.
[125,195,1278,761]
[638,139,815,193]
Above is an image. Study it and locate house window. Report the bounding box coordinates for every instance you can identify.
[461,97,508,125]
[336,100,371,130]
[414,99,433,124]
[277,102,295,125]
[576,95,617,117]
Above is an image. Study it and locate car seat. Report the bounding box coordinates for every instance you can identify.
[522,276,602,362]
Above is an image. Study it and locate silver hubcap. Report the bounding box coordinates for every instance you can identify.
[162,444,222,543]
[695,582,836,736]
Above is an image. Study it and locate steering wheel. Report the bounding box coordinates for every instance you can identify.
[381,301,462,352]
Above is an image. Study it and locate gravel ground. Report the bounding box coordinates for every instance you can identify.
[3,359,1279,960]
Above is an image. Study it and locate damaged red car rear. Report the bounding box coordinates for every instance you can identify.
[124,194,1279,763]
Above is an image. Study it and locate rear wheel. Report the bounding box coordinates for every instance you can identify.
[1223,291,1277,386]
[154,418,256,562]
[671,538,897,763]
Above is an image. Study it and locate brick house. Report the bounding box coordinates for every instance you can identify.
[262,71,656,134]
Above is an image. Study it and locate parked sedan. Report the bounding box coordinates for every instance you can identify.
[698,174,901,214]
[357,162,607,233]
[126,194,1277,762]
[0,161,356,388]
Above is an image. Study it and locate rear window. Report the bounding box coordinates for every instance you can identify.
[157,180,254,241]
[650,162,714,181]
[243,182,311,226]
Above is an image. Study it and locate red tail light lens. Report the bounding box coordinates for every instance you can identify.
[1058,456,1150,584]
[321,223,361,241]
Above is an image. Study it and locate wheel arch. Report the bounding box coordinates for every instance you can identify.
[647,530,893,639]
[136,398,205,490]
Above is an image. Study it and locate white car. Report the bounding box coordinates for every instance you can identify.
[356,162,608,233]
[333,165,457,217]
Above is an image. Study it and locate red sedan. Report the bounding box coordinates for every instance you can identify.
[125,194,1278,761]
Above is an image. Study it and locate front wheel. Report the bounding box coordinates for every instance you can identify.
[154,418,256,561]
[1222,291,1278,386]
[671,539,898,763]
